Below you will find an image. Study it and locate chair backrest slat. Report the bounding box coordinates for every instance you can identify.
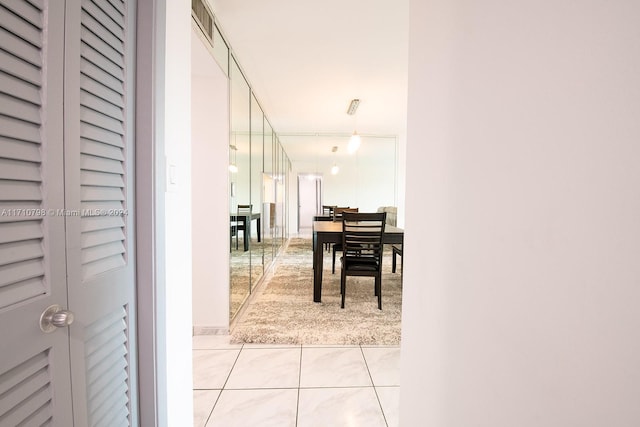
[341,212,386,261]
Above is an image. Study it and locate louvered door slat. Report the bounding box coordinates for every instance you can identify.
[81,90,124,122]
[18,404,52,426]
[25,0,45,10]
[80,74,123,108]
[0,26,42,66]
[81,170,124,188]
[81,187,124,203]
[0,50,41,86]
[81,3,124,42]
[0,202,41,223]
[80,60,123,95]
[0,258,44,287]
[85,318,128,354]
[81,154,124,174]
[0,221,43,244]
[93,391,128,427]
[81,26,124,69]
[82,256,125,279]
[0,351,52,424]
[91,0,124,26]
[82,241,124,264]
[80,124,124,149]
[0,138,40,163]
[89,369,126,406]
[81,216,124,233]
[80,200,125,212]
[90,377,127,421]
[0,158,41,181]
[0,180,41,201]
[0,4,42,48]
[81,10,124,52]
[99,407,128,427]
[0,240,43,265]
[0,93,40,125]
[81,139,124,161]
[0,73,40,105]
[86,357,127,400]
[81,227,124,249]
[0,385,51,426]
[0,352,48,395]
[83,306,130,425]
[1,0,43,29]
[0,369,49,413]
[81,107,124,136]
[0,277,45,310]
[0,115,41,144]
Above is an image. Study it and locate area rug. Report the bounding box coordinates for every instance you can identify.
[231,237,402,345]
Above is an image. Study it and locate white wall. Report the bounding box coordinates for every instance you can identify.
[160,0,193,424]
[401,1,640,426]
[191,30,230,333]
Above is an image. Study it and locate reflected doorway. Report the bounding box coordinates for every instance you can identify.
[298,174,322,233]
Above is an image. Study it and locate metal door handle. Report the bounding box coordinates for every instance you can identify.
[40,304,75,333]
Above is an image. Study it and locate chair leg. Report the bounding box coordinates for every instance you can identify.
[392,250,397,273]
[332,246,337,274]
[340,269,346,309]
[375,275,382,310]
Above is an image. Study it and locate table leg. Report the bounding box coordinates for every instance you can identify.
[313,234,324,302]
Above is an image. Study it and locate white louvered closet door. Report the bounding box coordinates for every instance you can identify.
[0,1,73,425]
[64,0,138,425]
[0,0,138,425]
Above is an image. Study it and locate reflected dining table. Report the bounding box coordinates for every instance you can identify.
[312,220,404,302]
[231,212,261,251]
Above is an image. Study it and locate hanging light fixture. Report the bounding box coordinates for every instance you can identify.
[346,99,361,154]
[331,146,339,174]
[331,164,339,175]
[229,143,238,173]
[347,131,361,154]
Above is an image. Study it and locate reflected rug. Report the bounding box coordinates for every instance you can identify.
[231,238,402,345]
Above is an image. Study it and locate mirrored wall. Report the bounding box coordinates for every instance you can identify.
[229,55,291,320]
[193,7,291,322]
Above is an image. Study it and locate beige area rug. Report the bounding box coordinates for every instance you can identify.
[231,238,402,345]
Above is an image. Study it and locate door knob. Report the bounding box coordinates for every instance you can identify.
[40,304,75,333]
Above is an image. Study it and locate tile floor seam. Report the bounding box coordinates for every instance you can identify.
[296,345,303,427]
[360,345,390,427]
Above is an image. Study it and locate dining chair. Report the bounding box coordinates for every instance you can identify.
[234,204,253,250]
[321,205,336,251]
[339,211,386,309]
[331,208,358,273]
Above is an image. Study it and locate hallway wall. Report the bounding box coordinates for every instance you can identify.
[401,0,640,425]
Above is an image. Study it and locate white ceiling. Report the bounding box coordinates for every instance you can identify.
[207,0,410,162]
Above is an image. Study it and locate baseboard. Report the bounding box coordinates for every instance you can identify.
[193,326,230,336]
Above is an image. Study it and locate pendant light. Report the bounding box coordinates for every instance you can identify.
[347,99,361,154]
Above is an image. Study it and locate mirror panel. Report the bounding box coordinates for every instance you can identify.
[263,120,274,267]
[229,57,251,319]
[250,94,264,291]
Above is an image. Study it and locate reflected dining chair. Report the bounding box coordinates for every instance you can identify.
[331,208,358,273]
[339,211,386,309]
[234,204,253,251]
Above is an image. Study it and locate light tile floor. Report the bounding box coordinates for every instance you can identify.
[193,335,400,427]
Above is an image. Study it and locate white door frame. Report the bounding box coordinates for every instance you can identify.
[134,0,164,424]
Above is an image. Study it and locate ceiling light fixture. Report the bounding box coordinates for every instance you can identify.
[347,99,360,115]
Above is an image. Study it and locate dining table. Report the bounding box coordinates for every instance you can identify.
[312,220,404,302]
[231,212,261,251]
